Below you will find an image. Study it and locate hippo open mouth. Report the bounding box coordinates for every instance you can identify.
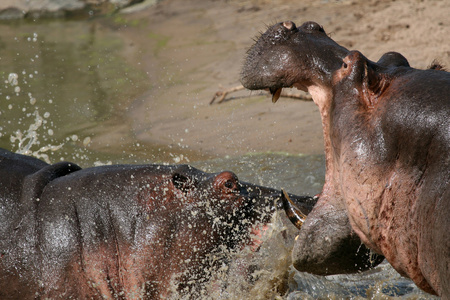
[248,189,310,251]
[240,21,348,103]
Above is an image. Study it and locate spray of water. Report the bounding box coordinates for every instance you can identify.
[9,109,63,163]
[4,71,63,163]
[163,208,295,300]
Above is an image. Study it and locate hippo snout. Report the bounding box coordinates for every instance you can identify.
[241,20,348,101]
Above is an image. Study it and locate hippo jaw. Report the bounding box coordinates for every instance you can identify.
[240,21,348,103]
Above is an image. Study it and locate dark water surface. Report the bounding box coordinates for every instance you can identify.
[0,18,436,299]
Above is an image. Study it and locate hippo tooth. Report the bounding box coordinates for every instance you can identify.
[271,87,282,103]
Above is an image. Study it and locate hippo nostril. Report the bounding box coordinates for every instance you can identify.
[343,62,348,68]
[282,21,296,30]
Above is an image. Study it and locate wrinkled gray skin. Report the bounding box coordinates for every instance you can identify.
[0,148,316,299]
[241,21,450,297]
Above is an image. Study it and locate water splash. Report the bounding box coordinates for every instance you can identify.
[1,31,88,164]
[4,70,63,163]
[9,110,63,163]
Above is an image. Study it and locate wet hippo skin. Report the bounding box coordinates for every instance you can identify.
[0,148,316,299]
[241,21,450,297]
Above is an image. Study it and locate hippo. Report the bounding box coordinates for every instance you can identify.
[241,20,450,297]
[0,148,317,299]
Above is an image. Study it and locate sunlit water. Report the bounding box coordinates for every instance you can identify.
[0,18,437,299]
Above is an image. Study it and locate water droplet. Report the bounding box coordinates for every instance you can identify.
[83,137,91,146]
[8,73,18,86]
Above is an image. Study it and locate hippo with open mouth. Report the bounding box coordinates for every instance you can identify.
[241,21,450,297]
[0,148,317,299]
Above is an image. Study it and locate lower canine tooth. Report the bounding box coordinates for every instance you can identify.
[272,88,282,103]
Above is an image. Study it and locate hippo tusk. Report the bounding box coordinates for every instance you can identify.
[281,189,307,230]
[270,87,283,103]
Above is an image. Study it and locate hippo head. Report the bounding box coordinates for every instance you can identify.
[241,21,348,103]
[132,164,317,297]
[138,164,316,253]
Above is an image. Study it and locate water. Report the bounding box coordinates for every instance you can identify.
[0,18,193,165]
[0,17,437,300]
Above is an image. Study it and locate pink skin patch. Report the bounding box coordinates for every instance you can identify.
[249,224,270,252]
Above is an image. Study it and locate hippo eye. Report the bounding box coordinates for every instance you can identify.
[225,180,235,189]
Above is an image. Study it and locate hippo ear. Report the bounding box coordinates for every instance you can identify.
[20,161,81,205]
[172,173,195,193]
[364,64,390,108]
[338,51,388,109]
[377,52,410,68]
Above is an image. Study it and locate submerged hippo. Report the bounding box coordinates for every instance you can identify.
[0,148,316,299]
[241,21,450,297]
